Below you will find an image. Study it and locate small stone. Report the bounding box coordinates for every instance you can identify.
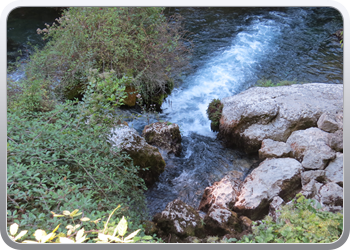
[317,112,340,133]
[259,139,291,160]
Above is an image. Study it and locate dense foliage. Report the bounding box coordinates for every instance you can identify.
[7,99,149,238]
[29,7,192,105]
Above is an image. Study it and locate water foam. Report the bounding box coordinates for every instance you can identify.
[161,19,281,137]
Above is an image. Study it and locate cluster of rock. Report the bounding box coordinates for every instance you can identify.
[149,83,343,243]
[109,121,182,187]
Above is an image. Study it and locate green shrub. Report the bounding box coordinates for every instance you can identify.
[206,99,223,132]
[230,194,343,243]
[29,7,192,104]
[7,76,57,113]
[7,101,148,237]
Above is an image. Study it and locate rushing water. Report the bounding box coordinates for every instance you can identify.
[7,7,343,216]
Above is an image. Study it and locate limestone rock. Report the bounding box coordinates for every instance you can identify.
[317,112,340,133]
[300,179,323,199]
[268,196,284,222]
[198,172,242,213]
[328,129,343,152]
[258,139,291,160]
[110,124,165,187]
[325,153,343,187]
[142,122,182,156]
[219,83,343,154]
[153,199,205,239]
[204,204,242,236]
[286,127,336,170]
[301,170,326,186]
[233,158,303,220]
[317,182,343,207]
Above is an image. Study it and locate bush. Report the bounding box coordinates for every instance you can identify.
[7,101,148,236]
[29,7,192,104]
[206,99,223,132]
[230,194,343,243]
[7,76,57,113]
[8,206,161,243]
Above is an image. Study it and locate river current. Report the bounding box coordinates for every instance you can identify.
[7,7,343,216]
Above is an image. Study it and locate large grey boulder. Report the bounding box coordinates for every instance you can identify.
[286,127,336,170]
[219,83,343,154]
[233,158,303,220]
[110,124,165,187]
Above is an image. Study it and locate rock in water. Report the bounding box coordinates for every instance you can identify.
[109,124,165,187]
[142,121,182,156]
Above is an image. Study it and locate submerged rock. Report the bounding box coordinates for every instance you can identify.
[109,124,165,187]
[219,83,343,154]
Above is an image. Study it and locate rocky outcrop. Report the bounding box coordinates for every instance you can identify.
[142,122,182,156]
[219,83,343,154]
[233,158,303,220]
[109,124,165,187]
[152,83,343,241]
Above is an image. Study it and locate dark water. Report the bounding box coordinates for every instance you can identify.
[7,7,62,62]
[7,7,343,216]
